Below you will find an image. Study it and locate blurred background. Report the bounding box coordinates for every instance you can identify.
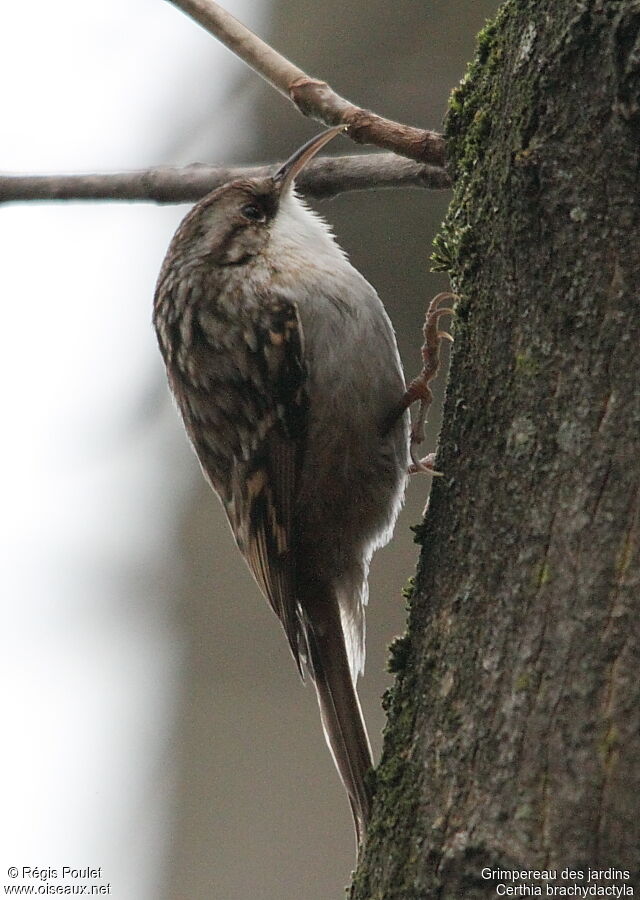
[0,1,498,897]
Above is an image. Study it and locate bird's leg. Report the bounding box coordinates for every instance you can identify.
[400,292,455,475]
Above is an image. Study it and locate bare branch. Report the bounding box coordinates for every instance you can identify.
[167,0,447,167]
[168,0,307,94]
[0,154,451,206]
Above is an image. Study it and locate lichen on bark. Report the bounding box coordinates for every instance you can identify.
[351,1,640,897]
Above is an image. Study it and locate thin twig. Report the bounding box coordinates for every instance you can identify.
[0,154,451,206]
[167,0,447,167]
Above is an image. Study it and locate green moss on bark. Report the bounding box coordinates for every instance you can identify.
[351,0,640,896]
[351,7,515,894]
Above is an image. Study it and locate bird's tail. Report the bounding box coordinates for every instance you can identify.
[303,588,373,848]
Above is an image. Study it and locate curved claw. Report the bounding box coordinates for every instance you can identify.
[401,292,458,477]
[384,292,457,475]
[409,446,444,476]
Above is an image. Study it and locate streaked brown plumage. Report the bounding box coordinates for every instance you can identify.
[153,129,410,847]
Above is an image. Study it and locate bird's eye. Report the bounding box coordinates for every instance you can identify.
[241,203,266,223]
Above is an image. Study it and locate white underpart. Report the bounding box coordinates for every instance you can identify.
[268,189,350,271]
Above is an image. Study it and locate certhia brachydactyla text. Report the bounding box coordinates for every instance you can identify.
[153,127,452,847]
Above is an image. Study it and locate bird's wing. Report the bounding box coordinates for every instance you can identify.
[223,296,308,675]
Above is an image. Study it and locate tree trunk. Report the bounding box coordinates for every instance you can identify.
[351,1,640,897]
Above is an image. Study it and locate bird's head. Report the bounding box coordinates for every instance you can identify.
[167,126,345,269]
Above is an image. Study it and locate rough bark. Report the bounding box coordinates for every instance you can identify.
[351,1,640,897]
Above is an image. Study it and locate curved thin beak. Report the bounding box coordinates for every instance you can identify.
[273,125,346,194]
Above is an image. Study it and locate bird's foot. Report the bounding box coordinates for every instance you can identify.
[401,292,455,475]
[408,451,445,476]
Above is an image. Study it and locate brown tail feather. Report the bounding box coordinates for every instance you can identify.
[304,590,373,847]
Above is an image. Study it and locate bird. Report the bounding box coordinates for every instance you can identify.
[153,126,450,847]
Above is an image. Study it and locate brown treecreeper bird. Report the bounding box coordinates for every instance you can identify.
[153,127,452,848]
